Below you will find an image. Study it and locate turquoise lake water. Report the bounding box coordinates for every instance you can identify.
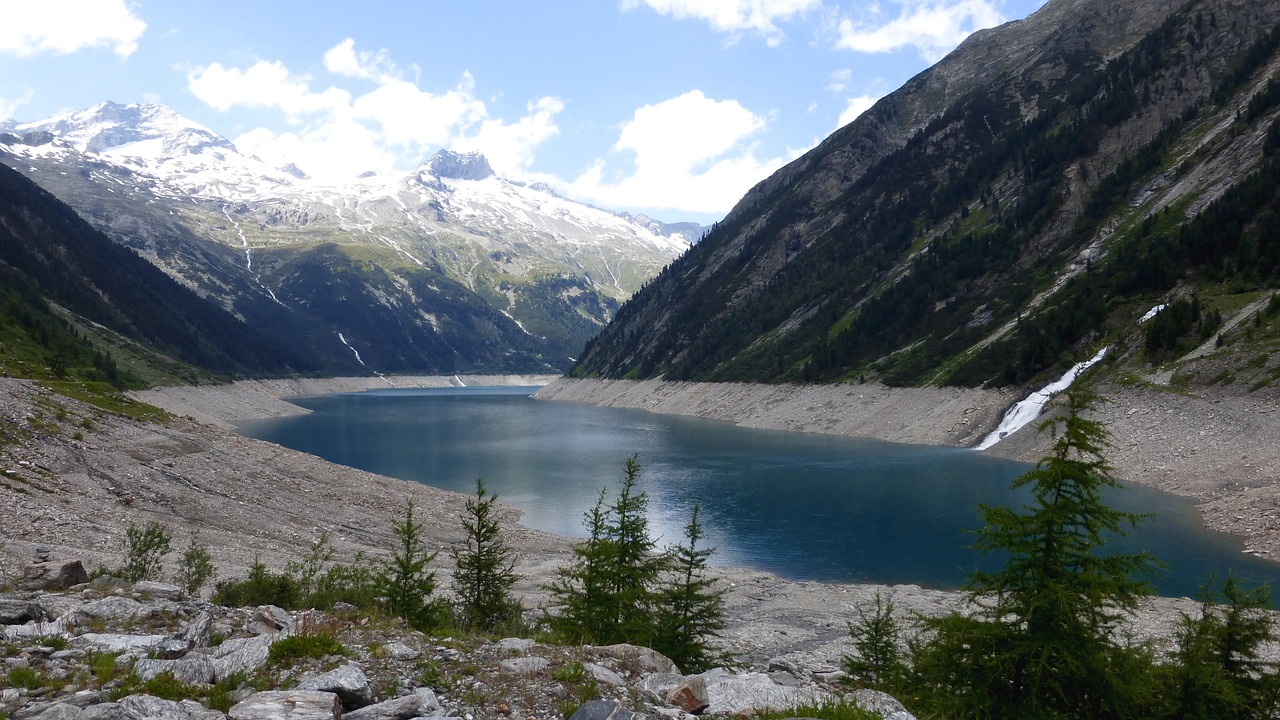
[235,385,1280,597]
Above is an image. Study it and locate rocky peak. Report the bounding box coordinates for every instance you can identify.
[15,101,237,157]
[420,150,495,181]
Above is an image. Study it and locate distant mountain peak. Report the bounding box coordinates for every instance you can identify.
[420,150,495,181]
[15,101,236,158]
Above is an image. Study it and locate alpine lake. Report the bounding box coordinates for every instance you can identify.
[235,385,1280,598]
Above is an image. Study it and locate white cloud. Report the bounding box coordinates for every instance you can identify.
[0,0,145,58]
[837,94,880,127]
[562,90,785,214]
[187,40,563,182]
[323,38,405,82]
[0,91,33,122]
[836,0,1005,61]
[623,0,820,46]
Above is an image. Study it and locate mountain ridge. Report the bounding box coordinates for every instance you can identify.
[570,0,1280,397]
[0,102,701,374]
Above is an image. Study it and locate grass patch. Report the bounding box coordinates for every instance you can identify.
[754,699,883,720]
[267,634,347,668]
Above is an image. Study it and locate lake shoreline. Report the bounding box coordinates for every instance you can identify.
[3,374,1277,669]
[536,376,1280,564]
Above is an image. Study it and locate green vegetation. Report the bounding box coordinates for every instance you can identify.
[452,478,523,633]
[267,633,347,668]
[569,4,1280,394]
[176,531,217,597]
[544,455,727,673]
[118,521,173,583]
[382,498,448,632]
[837,381,1280,719]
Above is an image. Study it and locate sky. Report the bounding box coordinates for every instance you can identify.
[0,0,1048,224]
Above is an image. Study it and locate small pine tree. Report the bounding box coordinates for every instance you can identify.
[843,592,907,692]
[654,503,727,673]
[119,521,172,583]
[545,488,615,643]
[175,531,216,597]
[544,455,667,646]
[452,478,522,632]
[382,498,446,631]
[1163,576,1279,719]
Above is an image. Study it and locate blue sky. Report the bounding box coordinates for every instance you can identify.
[1,0,1047,223]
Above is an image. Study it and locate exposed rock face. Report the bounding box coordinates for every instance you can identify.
[23,560,88,590]
[0,582,923,720]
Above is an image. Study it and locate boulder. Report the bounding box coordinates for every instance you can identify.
[695,671,833,715]
[495,638,535,653]
[635,673,684,703]
[29,704,84,720]
[153,638,191,660]
[499,656,549,676]
[665,676,709,714]
[117,695,190,720]
[594,644,679,675]
[852,689,916,720]
[210,634,275,680]
[584,662,626,688]
[177,611,213,649]
[79,705,124,720]
[567,700,647,720]
[342,689,439,720]
[22,561,88,591]
[228,691,341,720]
[381,641,418,661]
[247,606,291,636]
[133,658,215,686]
[73,597,144,622]
[297,664,372,710]
[131,581,186,601]
[73,634,169,653]
[0,598,43,625]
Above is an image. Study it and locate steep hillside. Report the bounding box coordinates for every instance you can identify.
[0,106,696,375]
[570,0,1280,394]
[0,162,309,389]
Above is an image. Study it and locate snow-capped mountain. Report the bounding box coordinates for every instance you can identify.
[0,102,701,374]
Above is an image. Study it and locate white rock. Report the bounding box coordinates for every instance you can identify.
[228,691,341,720]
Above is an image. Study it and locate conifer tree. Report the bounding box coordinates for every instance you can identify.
[382,498,446,631]
[452,477,522,632]
[654,503,727,673]
[913,380,1161,719]
[544,455,667,646]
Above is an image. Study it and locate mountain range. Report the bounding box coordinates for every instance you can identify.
[570,0,1280,395]
[0,103,698,376]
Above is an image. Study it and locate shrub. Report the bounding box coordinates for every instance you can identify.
[175,531,216,597]
[212,559,301,609]
[119,521,172,583]
[268,633,347,667]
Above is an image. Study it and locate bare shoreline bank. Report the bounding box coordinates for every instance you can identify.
[3,373,1278,669]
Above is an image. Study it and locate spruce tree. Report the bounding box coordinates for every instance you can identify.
[382,498,446,631]
[544,455,667,646]
[452,477,522,632]
[914,380,1161,719]
[654,503,727,673]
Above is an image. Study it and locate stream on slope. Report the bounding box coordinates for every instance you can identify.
[235,386,1280,597]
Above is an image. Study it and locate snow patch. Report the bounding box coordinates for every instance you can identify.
[975,346,1110,451]
[1138,304,1167,324]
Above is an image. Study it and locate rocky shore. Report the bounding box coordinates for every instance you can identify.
[2,373,1277,686]
[536,377,1280,561]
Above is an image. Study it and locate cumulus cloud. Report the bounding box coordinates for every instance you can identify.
[836,0,1005,61]
[837,94,880,128]
[0,0,145,58]
[623,0,820,46]
[562,90,786,214]
[0,91,33,122]
[186,39,561,182]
